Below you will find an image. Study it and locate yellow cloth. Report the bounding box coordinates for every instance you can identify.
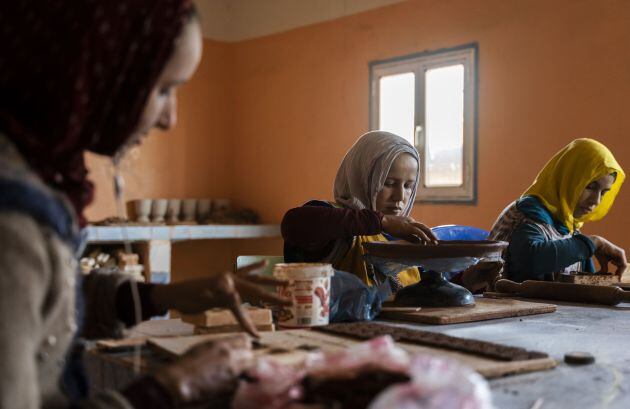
[523,138,625,233]
[335,234,420,287]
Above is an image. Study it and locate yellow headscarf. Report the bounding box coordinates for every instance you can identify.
[523,138,625,233]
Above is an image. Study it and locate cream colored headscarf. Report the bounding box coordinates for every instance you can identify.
[333,131,420,216]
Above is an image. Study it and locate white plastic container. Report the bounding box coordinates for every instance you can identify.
[273,263,334,328]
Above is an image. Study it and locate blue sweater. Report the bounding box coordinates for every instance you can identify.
[507,197,595,282]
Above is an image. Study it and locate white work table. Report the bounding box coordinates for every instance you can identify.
[85,301,630,409]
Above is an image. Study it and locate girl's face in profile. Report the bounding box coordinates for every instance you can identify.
[120,17,203,154]
[375,153,418,216]
[574,173,615,218]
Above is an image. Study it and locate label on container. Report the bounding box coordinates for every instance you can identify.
[276,275,331,328]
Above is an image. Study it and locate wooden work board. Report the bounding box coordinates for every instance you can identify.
[148,326,556,379]
[616,282,630,291]
[379,297,556,325]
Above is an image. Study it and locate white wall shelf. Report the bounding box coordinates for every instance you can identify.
[84,224,282,285]
[86,224,281,243]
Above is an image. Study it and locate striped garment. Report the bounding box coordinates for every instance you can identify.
[489,201,582,280]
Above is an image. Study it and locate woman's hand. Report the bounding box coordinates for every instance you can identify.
[154,334,253,405]
[381,215,438,244]
[588,235,628,276]
[460,260,504,293]
[150,261,292,337]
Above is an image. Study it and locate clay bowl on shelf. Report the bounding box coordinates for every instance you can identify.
[363,240,508,308]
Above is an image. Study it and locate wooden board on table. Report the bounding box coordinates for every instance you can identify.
[181,307,272,327]
[379,297,556,325]
[96,337,147,351]
[615,282,630,291]
[96,319,195,352]
[128,318,195,338]
[148,333,250,358]
[147,328,556,379]
[193,323,275,335]
[557,272,619,286]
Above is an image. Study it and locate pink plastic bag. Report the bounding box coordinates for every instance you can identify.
[232,359,304,409]
[305,335,410,376]
[232,335,493,409]
[368,355,493,409]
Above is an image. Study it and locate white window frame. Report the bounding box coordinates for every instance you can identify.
[369,44,477,203]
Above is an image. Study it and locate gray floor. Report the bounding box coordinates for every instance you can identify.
[384,300,630,409]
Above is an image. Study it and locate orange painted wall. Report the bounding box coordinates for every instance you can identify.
[230,0,630,250]
[84,0,630,281]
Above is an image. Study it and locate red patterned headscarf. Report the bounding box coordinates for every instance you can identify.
[0,0,193,225]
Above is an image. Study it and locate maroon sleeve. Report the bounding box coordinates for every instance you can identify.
[115,282,168,326]
[122,376,174,409]
[281,204,383,246]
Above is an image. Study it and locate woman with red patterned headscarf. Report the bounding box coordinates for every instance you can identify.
[0,1,289,407]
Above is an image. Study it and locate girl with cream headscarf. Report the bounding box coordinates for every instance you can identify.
[489,138,627,282]
[282,131,436,290]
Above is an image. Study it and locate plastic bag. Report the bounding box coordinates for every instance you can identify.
[231,359,304,409]
[368,355,494,409]
[233,336,494,409]
[306,335,410,375]
[329,269,389,322]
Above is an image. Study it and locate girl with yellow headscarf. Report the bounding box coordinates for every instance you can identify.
[489,138,627,282]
